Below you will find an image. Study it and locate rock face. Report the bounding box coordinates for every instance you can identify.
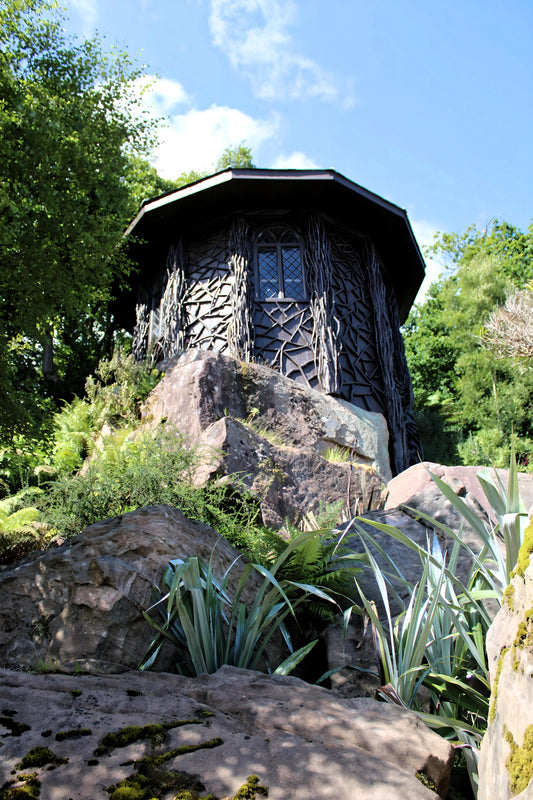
[478,538,533,800]
[386,462,533,536]
[0,666,453,800]
[142,349,390,527]
[0,505,268,672]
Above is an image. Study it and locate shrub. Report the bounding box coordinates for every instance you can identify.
[39,425,281,564]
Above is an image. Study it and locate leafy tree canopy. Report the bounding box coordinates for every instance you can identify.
[404,220,533,467]
[215,142,255,170]
[123,142,255,211]
[0,0,157,438]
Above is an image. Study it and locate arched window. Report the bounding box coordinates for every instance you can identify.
[255,229,306,300]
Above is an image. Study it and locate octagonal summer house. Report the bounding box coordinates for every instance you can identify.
[116,168,425,474]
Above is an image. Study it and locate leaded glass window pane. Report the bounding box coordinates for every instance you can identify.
[282,247,304,298]
[258,247,280,298]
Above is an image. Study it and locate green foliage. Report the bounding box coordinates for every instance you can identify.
[425,221,533,287]
[277,523,364,620]
[140,532,337,676]
[51,397,96,475]
[0,0,156,440]
[349,452,529,794]
[85,347,162,426]
[0,442,50,496]
[215,143,255,170]
[39,424,279,565]
[49,348,161,475]
[0,489,53,563]
[404,220,533,466]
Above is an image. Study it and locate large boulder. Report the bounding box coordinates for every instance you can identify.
[385,462,533,551]
[478,534,533,800]
[142,349,391,527]
[0,505,270,672]
[0,666,453,799]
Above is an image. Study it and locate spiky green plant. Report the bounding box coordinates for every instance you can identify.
[346,451,529,797]
[140,531,339,677]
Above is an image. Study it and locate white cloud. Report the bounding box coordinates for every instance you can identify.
[271,151,319,169]
[70,0,98,33]
[134,76,279,177]
[156,105,279,177]
[135,76,191,115]
[209,0,348,104]
[410,217,445,303]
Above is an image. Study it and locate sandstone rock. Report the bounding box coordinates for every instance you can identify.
[478,545,533,800]
[0,665,453,799]
[142,349,391,526]
[323,616,381,699]
[386,462,533,540]
[339,508,442,611]
[197,415,383,529]
[0,505,270,672]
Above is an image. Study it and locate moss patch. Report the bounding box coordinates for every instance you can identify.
[54,728,91,742]
[232,775,268,798]
[105,763,212,800]
[134,737,223,768]
[105,766,267,800]
[0,711,31,738]
[505,724,533,796]
[489,646,509,723]
[94,719,203,756]
[16,747,67,770]
[510,608,533,673]
[0,775,41,799]
[415,770,438,792]
[503,583,515,610]
[513,521,533,578]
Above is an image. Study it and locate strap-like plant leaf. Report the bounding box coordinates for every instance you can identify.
[140,533,339,678]
[274,640,318,676]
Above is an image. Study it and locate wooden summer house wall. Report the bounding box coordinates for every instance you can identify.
[132,211,419,474]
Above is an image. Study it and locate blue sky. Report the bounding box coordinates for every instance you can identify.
[65,0,533,295]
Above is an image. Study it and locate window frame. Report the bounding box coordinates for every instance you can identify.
[254,230,307,301]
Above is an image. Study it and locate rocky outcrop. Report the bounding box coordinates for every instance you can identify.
[0,505,269,672]
[0,666,453,800]
[478,530,533,800]
[385,462,533,544]
[142,349,390,527]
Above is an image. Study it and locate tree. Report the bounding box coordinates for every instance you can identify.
[404,221,533,466]
[0,0,156,439]
[482,287,533,361]
[215,142,255,170]
[123,143,255,211]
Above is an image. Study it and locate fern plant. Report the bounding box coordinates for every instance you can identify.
[52,397,96,474]
[278,523,364,620]
[0,490,53,563]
